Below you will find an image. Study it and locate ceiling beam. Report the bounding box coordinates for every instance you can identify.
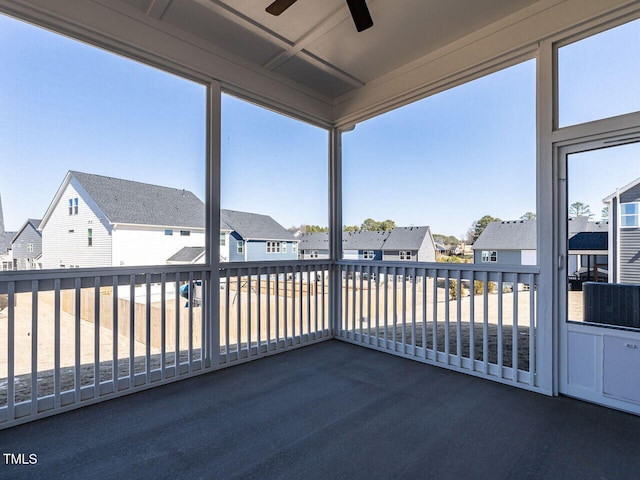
[146,0,173,20]
[193,0,364,89]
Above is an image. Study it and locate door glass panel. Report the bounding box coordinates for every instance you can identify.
[567,142,640,330]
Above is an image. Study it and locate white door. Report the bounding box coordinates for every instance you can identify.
[558,138,640,414]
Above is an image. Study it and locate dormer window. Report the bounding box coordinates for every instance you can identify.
[68,197,78,215]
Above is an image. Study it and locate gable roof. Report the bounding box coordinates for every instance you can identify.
[299,226,433,251]
[167,246,206,263]
[603,176,640,202]
[473,220,536,251]
[220,209,295,242]
[41,171,205,230]
[382,226,432,251]
[11,219,42,244]
[342,230,391,250]
[568,216,608,237]
[0,231,16,255]
[298,232,329,250]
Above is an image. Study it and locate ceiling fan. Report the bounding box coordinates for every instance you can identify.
[266,0,373,32]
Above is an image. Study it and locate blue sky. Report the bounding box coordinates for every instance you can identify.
[1,13,639,238]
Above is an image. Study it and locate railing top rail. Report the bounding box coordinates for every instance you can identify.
[0,264,211,284]
[220,260,333,270]
[337,259,540,275]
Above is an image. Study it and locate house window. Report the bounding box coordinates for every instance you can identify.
[27,243,34,252]
[363,250,375,260]
[237,240,244,254]
[68,197,78,215]
[481,250,497,262]
[399,251,412,260]
[292,243,298,254]
[220,233,226,246]
[165,229,173,236]
[267,241,281,253]
[310,250,318,258]
[68,229,74,234]
[180,230,191,236]
[621,202,640,227]
[282,243,287,253]
[88,228,93,247]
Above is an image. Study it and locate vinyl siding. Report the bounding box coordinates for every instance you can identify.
[42,182,112,269]
[112,227,205,267]
[473,249,522,266]
[11,225,42,270]
[620,184,640,204]
[245,239,298,262]
[619,228,640,283]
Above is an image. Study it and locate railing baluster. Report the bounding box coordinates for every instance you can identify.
[367,265,372,345]
[7,281,15,421]
[444,271,450,360]
[529,273,536,386]
[392,267,397,350]
[94,276,101,397]
[456,270,462,363]
[266,267,272,350]
[225,269,230,361]
[112,276,119,391]
[306,265,311,341]
[497,272,504,376]
[359,264,364,339]
[146,273,152,382]
[289,266,294,343]
[432,269,438,357]
[469,271,475,369]
[352,265,357,339]
[188,271,194,370]
[401,268,407,351]
[411,268,417,353]
[483,272,489,374]
[31,280,38,415]
[275,267,280,347]
[129,276,135,389]
[421,268,427,359]
[247,270,252,356]
[175,275,181,372]
[257,267,262,353]
[160,273,166,381]
[75,277,82,403]
[512,273,519,381]
[236,270,241,358]
[54,279,62,409]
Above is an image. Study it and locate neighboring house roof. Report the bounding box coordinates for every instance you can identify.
[41,171,205,230]
[11,219,42,244]
[382,226,432,251]
[342,231,391,250]
[473,220,536,251]
[603,176,640,202]
[0,232,16,255]
[568,216,608,237]
[298,232,329,250]
[220,209,295,242]
[167,246,206,263]
[299,227,433,251]
[475,218,608,252]
[568,232,608,252]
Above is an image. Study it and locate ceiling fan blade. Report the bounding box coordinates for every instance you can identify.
[346,0,373,32]
[266,0,298,16]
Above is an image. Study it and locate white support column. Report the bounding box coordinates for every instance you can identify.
[536,38,556,395]
[329,127,343,336]
[207,79,222,367]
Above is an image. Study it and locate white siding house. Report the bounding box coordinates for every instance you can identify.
[40,171,205,268]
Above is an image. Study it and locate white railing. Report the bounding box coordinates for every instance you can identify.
[0,261,331,429]
[218,261,331,366]
[338,261,540,389]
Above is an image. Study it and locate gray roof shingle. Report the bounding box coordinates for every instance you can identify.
[382,226,431,250]
[220,209,295,241]
[71,171,205,228]
[167,246,206,263]
[473,220,536,250]
[298,232,329,250]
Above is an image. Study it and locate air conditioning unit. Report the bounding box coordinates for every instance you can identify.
[583,282,640,328]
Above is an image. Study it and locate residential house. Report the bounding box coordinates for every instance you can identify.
[10,219,42,270]
[39,171,205,268]
[219,209,298,262]
[474,217,608,280]
[604,177,640,284]
[299,226,436,262]
[472,220,537,266]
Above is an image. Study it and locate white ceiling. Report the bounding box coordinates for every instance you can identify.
[122,0,541,100]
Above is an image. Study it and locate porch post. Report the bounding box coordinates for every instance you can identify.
[207,79,222,367]
[329,127,343,337]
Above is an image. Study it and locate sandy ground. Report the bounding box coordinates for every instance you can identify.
[0,292,152,378]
